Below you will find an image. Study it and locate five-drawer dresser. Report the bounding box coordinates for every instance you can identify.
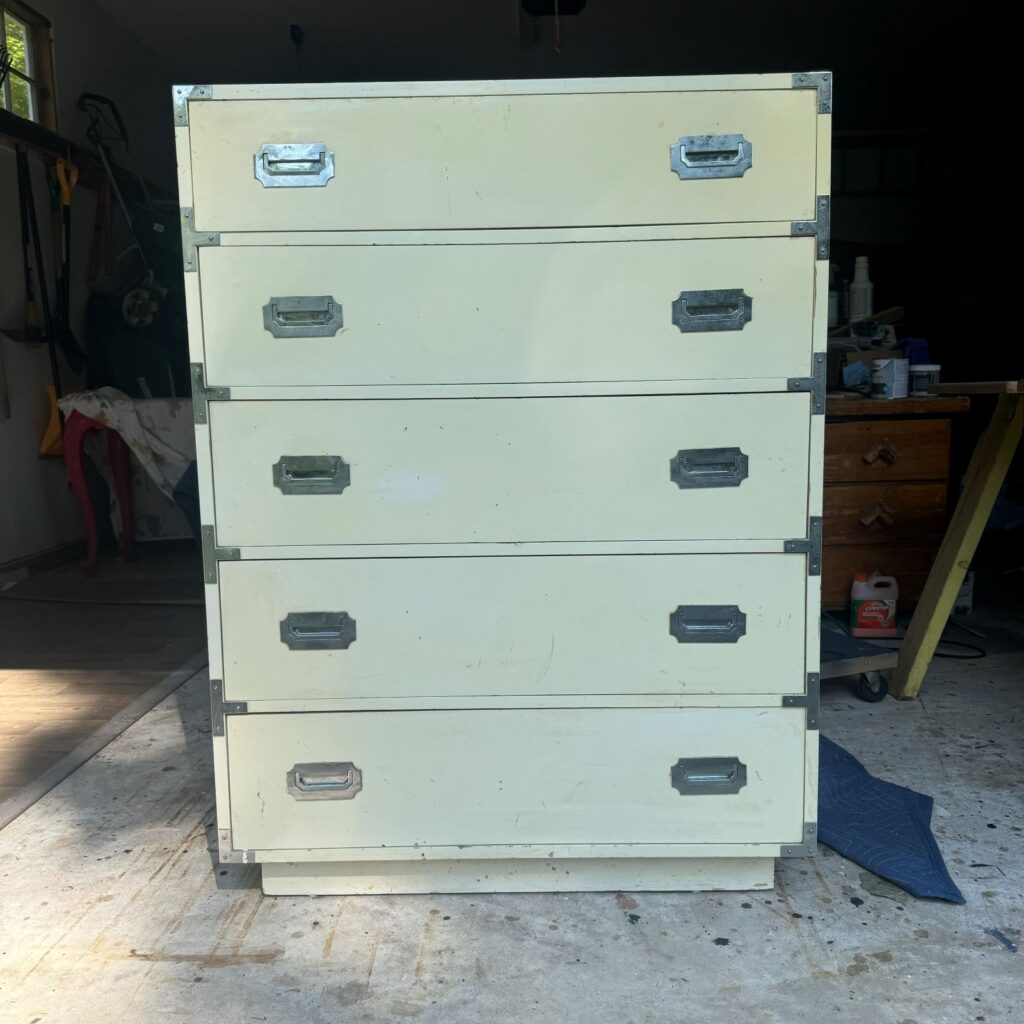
[173,73,832,895]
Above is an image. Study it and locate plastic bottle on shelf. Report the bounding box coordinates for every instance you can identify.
[848,256,874,321]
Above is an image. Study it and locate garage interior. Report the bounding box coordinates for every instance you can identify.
[0,2,1021,1021]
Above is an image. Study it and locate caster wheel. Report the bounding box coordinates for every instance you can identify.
[855,671,889,703]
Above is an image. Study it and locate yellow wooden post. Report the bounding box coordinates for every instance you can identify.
[891,394,1023,699]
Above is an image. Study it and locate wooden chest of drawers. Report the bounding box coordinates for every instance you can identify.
[821,399,968,609]
[174,73,832,895]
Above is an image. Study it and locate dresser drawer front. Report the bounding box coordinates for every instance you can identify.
[823,482,946,546]
[219,553,806,702]
[227,708,807,851]
[209,394,811,546]
[198,237,815,388]
[824,419,951,483]
[188,90,818,232]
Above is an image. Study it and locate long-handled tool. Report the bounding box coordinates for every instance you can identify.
[15,148,43,341]
[56,156,80,366]
[16,148,62,400]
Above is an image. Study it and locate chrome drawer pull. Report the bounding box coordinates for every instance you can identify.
[671,757,747,795]
[254,142,335,188]
[670,447,749,489]
[670,134,752,180]
[281,611,357,650]
[263,295,343,338]
[670,605,747,644]
[287,762,362,800]
[672,289,752,333]
[272,455,351,495]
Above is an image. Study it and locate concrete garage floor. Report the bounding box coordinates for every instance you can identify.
[0,611,1021,1023]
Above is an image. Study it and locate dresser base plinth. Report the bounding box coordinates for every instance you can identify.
[260,857,775,896]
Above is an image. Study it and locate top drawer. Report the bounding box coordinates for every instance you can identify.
[187,89,820,232]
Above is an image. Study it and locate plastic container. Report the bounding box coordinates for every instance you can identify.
[909,363,941,396]
[850,574,899,637]
[848,256,874,321]
[871,358,909,399]
[903,338,931,365]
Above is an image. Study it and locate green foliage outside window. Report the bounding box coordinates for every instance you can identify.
[2,10,36,121]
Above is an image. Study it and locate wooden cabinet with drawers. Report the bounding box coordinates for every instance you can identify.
[822,399,969,610]
[174,73,832,895]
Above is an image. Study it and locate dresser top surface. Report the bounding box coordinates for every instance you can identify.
[174,72,830,103]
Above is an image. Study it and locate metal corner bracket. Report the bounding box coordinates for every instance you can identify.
[172,84,213,127]
[210,678,247,739]
[784,516,823,576]
[191,363,229,425]
[783,671,821,730]
[180,207,220,273]
[217,828,253,866]
[787,351,827,415]
[781,822,818,858]
[201,524,240,584]
[791,71,832,114]
[791,195,831,261]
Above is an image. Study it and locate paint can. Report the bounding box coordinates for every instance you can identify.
[909,364,941,396]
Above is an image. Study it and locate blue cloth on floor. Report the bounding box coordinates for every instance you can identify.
[818,736,965,903]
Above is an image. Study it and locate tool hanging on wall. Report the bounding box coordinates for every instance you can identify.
[16,148,64,400]
[15,142,42,341]
[56,156,80,366]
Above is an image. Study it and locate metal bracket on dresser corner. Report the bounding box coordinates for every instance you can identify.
[784,516,823,576]
[217,828,253,866]
[172,84,213,127]
[180,206,220,273]
[201,525,240,584]
[791,71,833,114]
[791,195,831,261]
[781,822,818,858]
[190,363,229,425]
[787,351,827,415]
[783,672,821,730]
[210,678,248,739]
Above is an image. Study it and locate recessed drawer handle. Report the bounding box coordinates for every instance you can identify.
[672,289,753,333]
[671,288,753,331]
[263,295,343,338]
[670,134,753,180]
[287,762,362,800]
[254,142,335,187]
[272,455,351,495]
[670,604,747,643]
[671,757,747,795]
[280,611,357,650]
[670,447,749,489]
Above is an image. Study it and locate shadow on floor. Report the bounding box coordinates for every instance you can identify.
[0,543,207,810]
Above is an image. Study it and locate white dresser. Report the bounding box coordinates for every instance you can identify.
[174,73,831,896]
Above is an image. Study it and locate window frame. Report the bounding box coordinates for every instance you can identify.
[1,0,56,131]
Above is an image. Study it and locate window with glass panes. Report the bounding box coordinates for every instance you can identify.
[1,2,53,127]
